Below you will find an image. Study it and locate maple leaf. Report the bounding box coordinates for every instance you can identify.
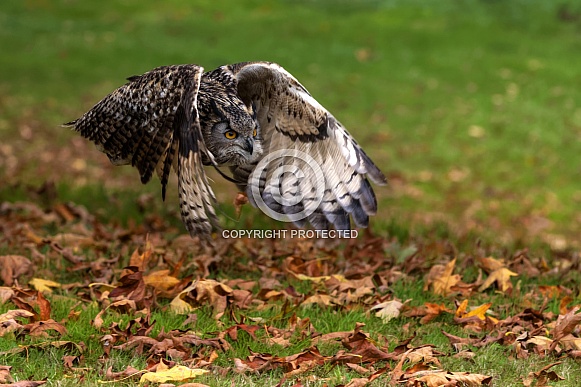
[139,364,208,384]
[371,300,404,323]
[22,319,67,337]
[522,361,564,387]
[341,323,397,363]
[129,240,154,271]
[550,306,581,352]
[108,266,146,302]
[478,267,517,293]
[172,279,234,319]
[424,258,460,296]
[29,279,61,293]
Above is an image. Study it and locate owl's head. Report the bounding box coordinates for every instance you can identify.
[198,84,262,167]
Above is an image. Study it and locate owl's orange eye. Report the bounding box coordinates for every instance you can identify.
[224,130,237,139]
[252,129,257,137]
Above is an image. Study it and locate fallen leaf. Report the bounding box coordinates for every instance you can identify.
[0,255,32,286]
[0,287,14,304]
[478,268,517,292]
[29,278,61,293]
[234,192,249,218]
[523,361,564,386]
[37,291,51,321]
[552,307,581,341]
[104,365,142,381]
[477,256,506,272]
[143,270,181,292]
[139,365,208,383]
[424,258,460,296]
[0,365,13,383]
[371,300,403,322]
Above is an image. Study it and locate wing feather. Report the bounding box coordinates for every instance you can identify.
[66,64,218,238]
[227,61,386,231]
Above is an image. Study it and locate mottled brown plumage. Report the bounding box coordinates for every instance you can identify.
[66,61,386,238]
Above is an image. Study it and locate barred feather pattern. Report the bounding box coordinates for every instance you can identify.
[66,64,218,238]
[225,62,386,231]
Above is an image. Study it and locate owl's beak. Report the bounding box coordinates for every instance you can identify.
[243,137,254,155]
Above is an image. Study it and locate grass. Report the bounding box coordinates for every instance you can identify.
[2,0,581,386]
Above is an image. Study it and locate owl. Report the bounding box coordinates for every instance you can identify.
[66,62,387,239]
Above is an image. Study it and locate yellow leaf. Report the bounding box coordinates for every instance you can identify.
[455,299,469,317]
[478,268,518,292]
[464,303,492,320]
[170,296,195,314]
[143,270,180,291]
[29,278,61,293]
[425,258,460,296]
[139,365,208,384]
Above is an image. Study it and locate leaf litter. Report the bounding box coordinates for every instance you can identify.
[1,196,580,386]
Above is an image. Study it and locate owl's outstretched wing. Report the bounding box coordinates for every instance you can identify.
[65,65,218,238]
[225,61,387,230]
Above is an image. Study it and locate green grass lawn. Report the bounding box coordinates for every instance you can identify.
[2,0,581,386]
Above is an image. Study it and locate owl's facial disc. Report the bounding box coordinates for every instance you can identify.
[211,121,261,166]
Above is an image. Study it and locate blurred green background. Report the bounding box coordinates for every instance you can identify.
[1,0,581,246]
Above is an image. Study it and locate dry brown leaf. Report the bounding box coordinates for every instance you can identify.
[477,256,506,272]
[446,371,492,385]
[104,365,142,381]
[406,346,442,367]
[50,233,94,249]
[0,380,47,387]
[371,300,404,323]
[552,306,581,342]
[108,267,146,302]
[0,309,35,323]
[0,365,13,384]
[0,255,32,286]
[23,319,67,337]
[129,240,154,271]
[173,280,233,319]
[0,287,15,305]
[37,291,51,321]
[344,377,370,387]
[523,361,564,387]
[234,191,249,218]
[302,294,334,307]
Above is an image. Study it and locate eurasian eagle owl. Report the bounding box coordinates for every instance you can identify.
[66,62,386,239]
